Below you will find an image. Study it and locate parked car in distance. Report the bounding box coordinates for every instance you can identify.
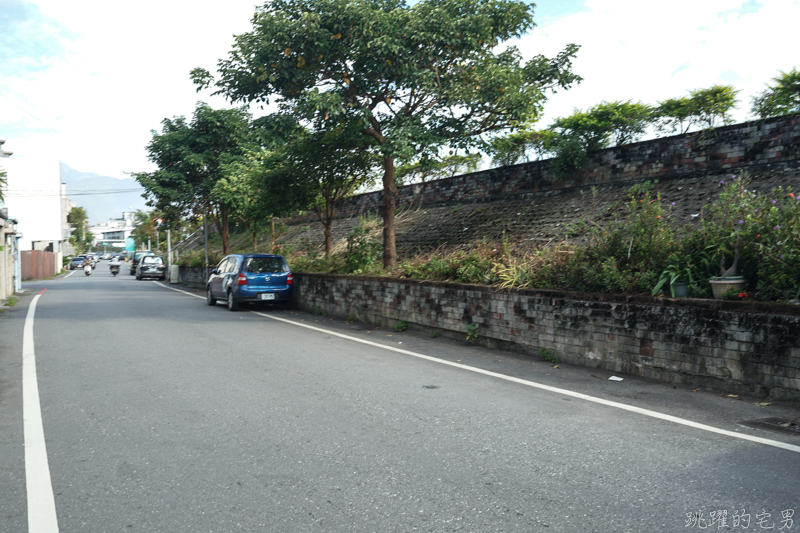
[135,255,166,280]
[130,250,154,275]
[69,256,86,270]
[206,254,293,311]
[102,253,112,260]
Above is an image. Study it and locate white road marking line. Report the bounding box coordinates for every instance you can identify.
[154,282,800,454]
[23,293,60,532]
[62,271,74,279]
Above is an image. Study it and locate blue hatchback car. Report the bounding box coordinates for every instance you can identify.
[206,254,293,311]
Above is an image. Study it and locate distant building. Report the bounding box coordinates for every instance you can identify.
[89,211,136,249]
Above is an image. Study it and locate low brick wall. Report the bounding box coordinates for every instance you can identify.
[178,266,212,289]
[294,273,800,400]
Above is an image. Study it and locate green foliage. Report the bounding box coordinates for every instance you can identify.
[265,128,378,257]
[550,100,655,151]
[549,134,587,180]
[539,348,558,364]
[656,85,739,133]
[67,206,93,253]
[395,153,481,185]
[721,286,749,301]
[652,254,695,297]
[0,167,6,203]
[751,68,800,119]
[487,129,555,167]
[346,311,356,322]
[430,330,440,338]
[394,320,408,332]
[134,102,256,255]
[196,0,581,268]
[4,297,18,307]
[400,246,501,285]
[345,225,383,273]
[464,323,479,344]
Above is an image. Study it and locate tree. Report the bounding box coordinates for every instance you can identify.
[130,209,161,250]
[67,206,92,253]
[751,68,800,119]
[0,167,6,203]
[192,0,581,268]
[486,129,555,167]
[656,85,739,134]
[264,129,376,257]
[395,153,481,185]
[550,100,654,152]
[134,102,255,256]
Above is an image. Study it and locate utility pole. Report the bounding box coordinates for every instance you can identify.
[203,204,209,282]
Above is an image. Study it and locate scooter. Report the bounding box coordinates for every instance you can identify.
[110,262,120,276]
[84,264,92,276]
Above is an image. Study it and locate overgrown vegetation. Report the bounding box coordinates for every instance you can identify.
[271,177,799,302]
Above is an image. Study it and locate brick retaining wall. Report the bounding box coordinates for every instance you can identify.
[295,273,800,400]
[289,114,800,223]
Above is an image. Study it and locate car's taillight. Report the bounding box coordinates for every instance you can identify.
[237,273,247,285]
[287,273,293,285]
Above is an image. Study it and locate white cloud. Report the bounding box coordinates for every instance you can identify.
[517,0,800,126]
[1,1,262,178]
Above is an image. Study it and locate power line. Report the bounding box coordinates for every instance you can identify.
[4,188,144,197]
[0,90,79,147]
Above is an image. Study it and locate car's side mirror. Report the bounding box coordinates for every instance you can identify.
[211,268,218,274]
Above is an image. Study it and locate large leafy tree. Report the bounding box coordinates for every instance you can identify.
[135,102,255,256]
[751,68,800,119]
[192,0,581,268]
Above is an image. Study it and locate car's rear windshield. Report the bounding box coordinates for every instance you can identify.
[244,257,288,274]
[142,256,163,264]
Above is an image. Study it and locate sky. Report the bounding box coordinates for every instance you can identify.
[1,0,798,181]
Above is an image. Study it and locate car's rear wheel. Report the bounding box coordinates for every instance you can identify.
[227,290,239,311]
[206,286,216,306]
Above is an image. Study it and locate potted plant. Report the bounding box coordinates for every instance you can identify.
[709,239,746,298]
[652,255,694,298]
[704,177,750,299]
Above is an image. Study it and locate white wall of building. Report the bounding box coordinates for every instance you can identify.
[4,157,68,258]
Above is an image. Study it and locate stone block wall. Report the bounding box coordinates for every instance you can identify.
[295,273,800,400]
[178,266,212,289]
[289,114,800,224]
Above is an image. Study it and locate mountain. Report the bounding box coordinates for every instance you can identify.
[60,164,149,223]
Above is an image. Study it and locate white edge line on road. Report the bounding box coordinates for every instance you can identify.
[23,293,60,532]
[62,271,74,279]
[155,282,800,455]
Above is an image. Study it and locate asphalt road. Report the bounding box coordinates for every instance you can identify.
[1,263,799,532]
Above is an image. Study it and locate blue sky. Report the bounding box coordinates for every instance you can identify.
[0,0,798,180]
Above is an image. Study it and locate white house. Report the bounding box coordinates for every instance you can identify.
[3,156,72,268]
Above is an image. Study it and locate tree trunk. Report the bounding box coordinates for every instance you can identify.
[270,217,275,252]
[220,205,231,255]
[381,154,398,269]
[253,225,258,252]
[315,203,333,259]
